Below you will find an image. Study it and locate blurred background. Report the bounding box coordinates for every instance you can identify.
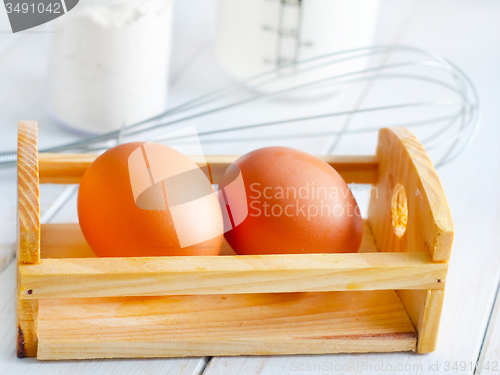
[0,0,482,162]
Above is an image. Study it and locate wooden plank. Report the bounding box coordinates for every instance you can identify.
[27,220,446,299]
[27,219,444,299]
[19,251,446,299]
[17,121,40,359]
[325,155,378,184]
[38,153,378,185]
[39,218,377,258]
[38,153,97,184]
[16,296,38,358]
[40,223,97,259]
[36,290,416,360]
[17,121,40,265]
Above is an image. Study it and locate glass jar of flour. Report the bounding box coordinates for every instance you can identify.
[49,0,173,134]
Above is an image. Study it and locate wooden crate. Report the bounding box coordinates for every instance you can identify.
[16,121,453,360]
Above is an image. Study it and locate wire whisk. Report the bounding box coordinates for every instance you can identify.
[0,44,480,168]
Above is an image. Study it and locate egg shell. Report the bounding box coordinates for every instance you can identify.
[220,146,363,255]
[77,142,223,257]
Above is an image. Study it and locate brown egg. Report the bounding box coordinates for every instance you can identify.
[78,142,223,257]
[220,147,363,255]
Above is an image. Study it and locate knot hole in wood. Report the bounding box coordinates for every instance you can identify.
[391,183,408,238]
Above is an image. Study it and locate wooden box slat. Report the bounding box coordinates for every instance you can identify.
[37,290,416,360]
[19,252,446,299]
[19,220,447,299]
[368,128,453,353]
[38,153,378,185]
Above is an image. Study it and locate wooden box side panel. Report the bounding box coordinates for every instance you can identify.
[368,127,452,354]
[397,289,445,353]
[36,290,417,360]
[17,121,40,357]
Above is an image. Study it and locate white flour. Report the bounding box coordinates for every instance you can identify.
[49,0,173,134]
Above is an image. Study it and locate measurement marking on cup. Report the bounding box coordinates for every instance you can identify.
[261,0,304,69]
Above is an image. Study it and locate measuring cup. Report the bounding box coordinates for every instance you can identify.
[215,0,381,94]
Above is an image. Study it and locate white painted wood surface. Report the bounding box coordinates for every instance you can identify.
[1,0,499,374]
[478,283,500,374]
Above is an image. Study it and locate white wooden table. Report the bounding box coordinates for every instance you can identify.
[1,0,500,373]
